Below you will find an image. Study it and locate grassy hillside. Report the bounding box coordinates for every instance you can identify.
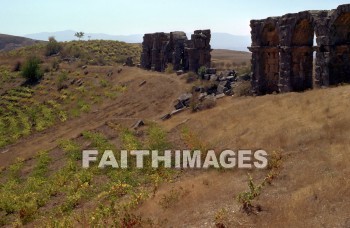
[0,40,141,149]
[0,39,348,227]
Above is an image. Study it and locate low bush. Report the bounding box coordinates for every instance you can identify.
[165,64,174,74]
[45,37,62,56]
[186,72,198,83]
[21,56,43,83]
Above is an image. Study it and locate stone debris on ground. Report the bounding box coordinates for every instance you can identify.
[131,120,144,129]
[124,57,135,67]
[139,80,147,87]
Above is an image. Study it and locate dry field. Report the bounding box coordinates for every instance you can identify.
[211,49,251,73]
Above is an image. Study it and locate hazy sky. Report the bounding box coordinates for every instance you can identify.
[1,0,349,36]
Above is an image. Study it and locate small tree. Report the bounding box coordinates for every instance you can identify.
[21,56,43,83]
[45,36,62,56]
[74,32,85,40]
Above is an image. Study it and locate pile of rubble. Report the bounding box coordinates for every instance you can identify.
[198,68,251,95]
[162,68,251,119]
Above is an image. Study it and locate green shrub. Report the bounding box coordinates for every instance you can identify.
[21,56,43,83]
[57,71,69,90]
[197,66,207,77]
[99,79,108,88]
[165,64,174,74]
[45,37,62,56]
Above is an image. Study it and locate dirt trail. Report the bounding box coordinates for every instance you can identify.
[0,68,187,167]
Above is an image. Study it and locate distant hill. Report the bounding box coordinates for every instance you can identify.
[211,33,250,52]
[24,30,251,51]
[0,34,43,51]
[24,30,144,44]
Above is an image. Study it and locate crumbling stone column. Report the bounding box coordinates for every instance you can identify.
[186,30,212,73]
[150,33,170,72]
[140,34,154,69]
[170,32,188,71]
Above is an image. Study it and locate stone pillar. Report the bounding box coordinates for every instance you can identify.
[279,47,292,92]
[150,33,170,72]
[186,30,212,73]
[140,34,154,69]
[170,32,188,71]
[315,47,331,86]
[248,46,261,94]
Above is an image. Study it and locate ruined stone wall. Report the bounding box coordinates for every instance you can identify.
[140,30,212,73]
[249,4,350,95]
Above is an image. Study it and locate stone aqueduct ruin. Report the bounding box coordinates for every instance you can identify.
[140,4,350,95]
[249,4,350,95]
[140,30,212,73]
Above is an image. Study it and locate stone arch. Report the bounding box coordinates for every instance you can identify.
[259,20,280,94]
[290,16,315,91]
[261,22,280,46]
[329,5,350,85]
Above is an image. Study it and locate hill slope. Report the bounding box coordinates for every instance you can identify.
[0,39,348,227]
[0,34,43,51]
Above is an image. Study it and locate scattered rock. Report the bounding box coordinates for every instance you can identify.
[125,57,135,67]
[226,75,237,82]
[131,120,144,129]
[76,79,84,86]
[161,113,172,120]
[203,74,211,80]
[174,93,192,110]
[176,70,184,76]
[170,108,187,115]
[228,69,236,76]
[217,81,230,94]
[70,78,77,85]
[238,73,252,81]
[107,70,113,77]
[215,93,226,99]
[192,86,205,93]
[57,84,68,91]
[206,68,217,74]
[139,80,147,87]
[209,75,218,81]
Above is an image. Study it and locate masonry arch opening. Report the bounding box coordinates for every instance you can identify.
[260,23,280,94]
[291,19,315,91]
[329,12,350,85]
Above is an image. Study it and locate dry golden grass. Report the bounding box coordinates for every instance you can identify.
[153,85,350,227]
